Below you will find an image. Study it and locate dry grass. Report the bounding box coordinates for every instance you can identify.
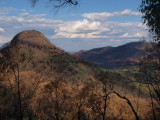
[0,30,159,120]
[1,70,159,120]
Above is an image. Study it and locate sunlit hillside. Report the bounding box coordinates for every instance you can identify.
[0,30,159,120]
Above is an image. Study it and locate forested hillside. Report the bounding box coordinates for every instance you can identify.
[0,30,159,120]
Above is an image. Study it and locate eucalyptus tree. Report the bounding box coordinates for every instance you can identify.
[140,0,160,45]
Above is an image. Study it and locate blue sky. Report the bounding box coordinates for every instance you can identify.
[0,0,148,52]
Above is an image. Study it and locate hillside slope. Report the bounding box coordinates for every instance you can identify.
[0,30,97,119]
[0,30,93,79]
[0,31,152,120]
[73,41,146,69]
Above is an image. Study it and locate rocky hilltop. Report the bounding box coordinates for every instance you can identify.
[11,30,54,48]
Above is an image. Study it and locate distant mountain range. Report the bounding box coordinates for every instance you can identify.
[73,41,146,69]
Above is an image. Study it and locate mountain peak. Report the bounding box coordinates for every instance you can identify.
[11,30,54,48]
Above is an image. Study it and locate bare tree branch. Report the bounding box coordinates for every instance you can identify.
[113,91,139,120]
[30,0,78,8]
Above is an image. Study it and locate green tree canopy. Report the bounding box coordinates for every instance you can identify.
[140,0,160,44]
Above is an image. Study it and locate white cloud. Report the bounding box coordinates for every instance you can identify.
[0,36,10,43]
[0,7,26,15]
[0,28,4,32]
[52,20,147,39]
[53,19,110,38]
[0,11,63,43]
[120,32,144,38]
[120,33,130,38]
[0,7,148,51]
[19,12,46,19]
[82,9,141,21]
[134,33,144,37]
[0,9,146,41]
[121,9,141,16]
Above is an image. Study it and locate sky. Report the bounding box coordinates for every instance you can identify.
[0,0,148,52]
